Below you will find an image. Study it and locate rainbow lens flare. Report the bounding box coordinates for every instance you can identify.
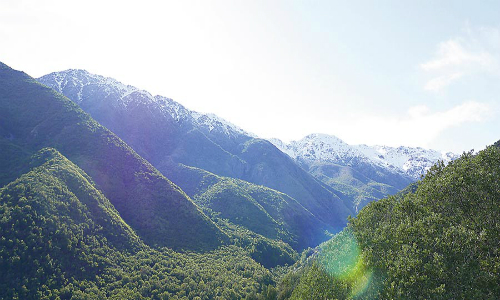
[317,229,375,298]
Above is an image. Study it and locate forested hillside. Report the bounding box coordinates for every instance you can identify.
[0,149,275,299]
[277,143,500,299]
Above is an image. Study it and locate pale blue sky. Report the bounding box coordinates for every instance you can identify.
[1,0,499,152]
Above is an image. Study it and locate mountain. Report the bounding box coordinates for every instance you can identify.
[38,70,354,233]
[167,163,333,252]
[0,62,226,251]
[270,134,457,211]
[277,142,500,299]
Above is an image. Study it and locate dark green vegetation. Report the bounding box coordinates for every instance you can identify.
[277,229,381,300]
[0,149,273,299]
[278,144,500,299]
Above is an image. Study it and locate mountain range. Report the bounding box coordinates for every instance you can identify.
[0,62,272,298]
[38,69,354,249]
[38,69,454,217]
[2,61,492,299]
[270,134,457,211]
[0,62,226,251]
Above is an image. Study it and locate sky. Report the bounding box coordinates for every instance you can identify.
[1,0,499,153]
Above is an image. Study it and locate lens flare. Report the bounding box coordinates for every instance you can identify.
[317,229,374,298]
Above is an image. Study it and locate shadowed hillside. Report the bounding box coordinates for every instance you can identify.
[0,62,226,251]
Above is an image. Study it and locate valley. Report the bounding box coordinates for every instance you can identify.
[0,62,497,299]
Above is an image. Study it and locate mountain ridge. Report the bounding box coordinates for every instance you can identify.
[38,69,354,235]
[39,69,255,141]
[0,61,226,251]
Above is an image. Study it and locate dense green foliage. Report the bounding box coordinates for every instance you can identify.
[278,145,500,299]
[213,218,298,269]
[276,230,380,300]
[0,148,278,299]
[2,242,275,300]
[0,62,225,251]
[352,146,500,299]
[0,148,138,298]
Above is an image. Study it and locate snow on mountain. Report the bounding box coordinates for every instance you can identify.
[270,133,457,180]
[356,144,457,179]
[192,112,257,138]
[41,69,138,104]
[38,70,254,139]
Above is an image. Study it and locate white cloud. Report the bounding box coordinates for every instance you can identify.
[347,101,491,149]
[423,72,463,92]
[421,40,494,71]
[420,26,500,92]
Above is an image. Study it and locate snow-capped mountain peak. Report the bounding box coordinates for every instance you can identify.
[270,134,457,180]
[272,133,371,167]
[42,69,138,104]
[38,69,255,139]
[357,144,456,176]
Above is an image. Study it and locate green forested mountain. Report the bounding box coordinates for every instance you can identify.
[0,149,275,299]
[277,144,500,299]
[0,62,225,251]
[165,164,332,250]
[0,62,287,299]
[0,148,139,298]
